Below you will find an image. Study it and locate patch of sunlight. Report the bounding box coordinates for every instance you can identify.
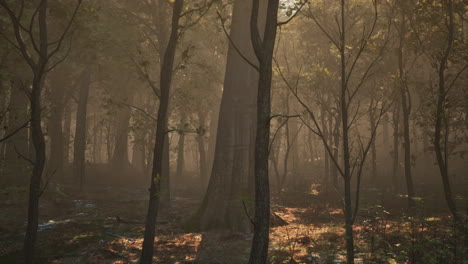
[38,219,72,231]
[69,232,96,243]
[309,186,320,196]
[425,217,441,222]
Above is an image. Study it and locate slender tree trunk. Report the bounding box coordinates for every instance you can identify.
[320,108,330,190]
[176,130,185,186]
[197,111,208,190]
[22,2,50,262]
[249,0,279,262]
[47,71,66,177]
[369,98,377,182]
[140,1,183,262]
[63,102,72,167]
[392,103,400,192]
[329,113,339,189]
[434,0,458,221]
[397,9,415,207]
[340,1,354,262]
[73,68,92,190]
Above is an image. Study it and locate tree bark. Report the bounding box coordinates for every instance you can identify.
[140,1,183,263]
[196,111,208,190]
[397,8,415,207]
[434,0,458,221]
[392,103,400,192]
[196,0,267,232]
[248,0,279,263]
[111,96,133,170]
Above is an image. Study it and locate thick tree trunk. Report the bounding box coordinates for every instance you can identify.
[111,97,133,170]
[73,68,92,190]
[140,1,183,263]
[196,0,267,232]
[132,131,146,172]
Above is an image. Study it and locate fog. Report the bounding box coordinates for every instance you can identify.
[0,0,466,263]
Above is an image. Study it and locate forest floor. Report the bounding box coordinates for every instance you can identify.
[0,182,462,264]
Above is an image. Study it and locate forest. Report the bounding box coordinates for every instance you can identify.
[0,0,467,263]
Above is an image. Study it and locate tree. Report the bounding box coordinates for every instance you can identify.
[140,0,184,263]
[190,0,266,232]
[248,0,280,262]
[0,0,81,262]
[285,1,391,262]
[73,67,92,190]
[395,0,415,207]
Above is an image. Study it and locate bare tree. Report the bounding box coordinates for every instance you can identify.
[0,1,81,262]
[140,0,184,263]
[249,0,280,262]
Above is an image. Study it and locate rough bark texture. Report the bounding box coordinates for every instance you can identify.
[139,1,183,263]
[248,0,279,263]
[197,0,267,232]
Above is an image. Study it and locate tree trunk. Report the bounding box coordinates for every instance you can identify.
[73,68,92,190]
[111,96,133,170]
[22,2,50,262]
[434,0,458,221]
[320,108,330,189]
[47,70,66,178]
[369,98,377,182]
[197,111,208,190]
[248,0,279,262]
[175,115,187,189]
[140,1,183,263]
[340,1,354,262]
[63,101,72,167]
[196,0,268,232]
[392,103,400,192]
[397,9,415,207]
